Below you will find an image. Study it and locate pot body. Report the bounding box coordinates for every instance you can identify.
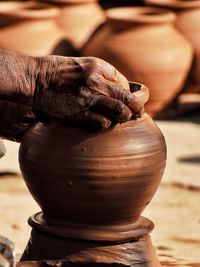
[0,1,64,56]
[83,7,193,116]
[19,113,166,227]
[41,0,105,50]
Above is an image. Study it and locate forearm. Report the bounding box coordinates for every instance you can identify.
[0,49,38,141]
[0,51,79,141]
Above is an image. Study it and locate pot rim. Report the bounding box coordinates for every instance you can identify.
[145,0,200,10]
[129,82,149,106]
[106,6,176,24]
[0,1,60,19]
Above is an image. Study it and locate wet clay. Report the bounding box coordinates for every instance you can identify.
[19,112,166,229]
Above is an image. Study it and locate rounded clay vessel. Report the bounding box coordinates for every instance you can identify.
[40,0,105,50]
[83,6,193,116]
[19,83,166,241]
[146,0,200,87]
[0,1,64,56]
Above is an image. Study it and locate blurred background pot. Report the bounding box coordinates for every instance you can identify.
[0,1,64,56]
[83,7,193,116]
[19,83,166,241]
[145,0,200,91]
[38,0,105,51]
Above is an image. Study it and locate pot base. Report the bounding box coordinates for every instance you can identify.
[20,223,161,266]
[28,212,154,243]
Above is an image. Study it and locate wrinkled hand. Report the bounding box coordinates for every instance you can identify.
[34,56,143,129]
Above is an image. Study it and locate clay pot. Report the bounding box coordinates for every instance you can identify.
[82,7,193,116]
[38,0,105,50]
[0,1,64,56]
[19,82,166,242]
[145,0,200,87]
[0,140,6,158]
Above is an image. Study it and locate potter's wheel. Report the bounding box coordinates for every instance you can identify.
[29,212,154,243]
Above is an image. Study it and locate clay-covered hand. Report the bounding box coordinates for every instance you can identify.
[34,56,143,129]
[0,50,143,141]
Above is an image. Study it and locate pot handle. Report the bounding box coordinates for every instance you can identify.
[129,82,149,106]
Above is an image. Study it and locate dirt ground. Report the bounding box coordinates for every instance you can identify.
[0,112,200,266]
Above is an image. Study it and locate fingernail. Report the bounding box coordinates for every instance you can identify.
[119,110,132,123]
[102,119,112,128]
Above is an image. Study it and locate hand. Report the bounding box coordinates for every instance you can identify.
[0,50,144,141]
[34,56,143,129]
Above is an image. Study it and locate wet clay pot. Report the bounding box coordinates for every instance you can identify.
[39,0,105,50]
[145,0,200,88]
[19,83,166,242]
[0,1,64,56]
[82,7,193,116]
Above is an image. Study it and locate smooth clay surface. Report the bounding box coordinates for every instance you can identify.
[19,113,166,242]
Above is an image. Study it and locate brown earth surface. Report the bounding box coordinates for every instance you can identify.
[0,112,200,266]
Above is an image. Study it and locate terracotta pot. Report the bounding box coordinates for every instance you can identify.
[82,7,193,116]
[0,1,64,56]
[0,140,6,158]
[145,0,200,87]
[19,82,166,242]
[38,0,105,50]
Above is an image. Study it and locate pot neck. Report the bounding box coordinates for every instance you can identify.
[0,1,60,22]
[145,0,200,11]
[106,7,176,30]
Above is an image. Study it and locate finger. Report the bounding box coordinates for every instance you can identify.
[93,58,130,90]
[66,110,112,130]
[90,94,132,123]
[106,82,143,117]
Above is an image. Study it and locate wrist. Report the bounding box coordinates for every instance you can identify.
[0,49,39,106]
[33,55,80,113]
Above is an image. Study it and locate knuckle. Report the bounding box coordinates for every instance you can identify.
[121,91,132,104]
[88,93,100,106]
[88,57,99,69]
[113,102,125,116]
[98,117,111,129]
[86,74,101,89]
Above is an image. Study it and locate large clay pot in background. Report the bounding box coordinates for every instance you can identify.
[0,1,64,56]
[82,7,193,116]
[19,83,166,242]
[145,0,200,88]
[38,0,105,50]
